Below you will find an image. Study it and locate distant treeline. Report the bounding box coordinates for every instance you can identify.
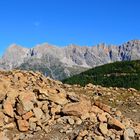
[62,60,140,90]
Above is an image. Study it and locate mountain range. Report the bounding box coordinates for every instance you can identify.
[0,40,140,80]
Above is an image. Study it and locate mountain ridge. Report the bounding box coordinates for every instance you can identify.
[1,39,140,80]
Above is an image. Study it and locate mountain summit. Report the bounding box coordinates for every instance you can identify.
[0,40,140,80]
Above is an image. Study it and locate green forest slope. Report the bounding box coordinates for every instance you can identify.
[62,60,140,90]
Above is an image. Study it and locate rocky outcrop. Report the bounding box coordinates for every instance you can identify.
[1,40,140,80]
[0,70,139,140]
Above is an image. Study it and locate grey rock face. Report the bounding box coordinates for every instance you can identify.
[0,40,140,80]
[0,44,29,70]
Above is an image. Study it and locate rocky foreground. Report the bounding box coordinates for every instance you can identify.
[0,70,140,140]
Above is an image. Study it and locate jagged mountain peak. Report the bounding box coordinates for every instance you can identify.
[122,40,140,47]
[127,39,140,43]
[8,43,19,49]
[34,42,57,49]
[1,39,140,80]
[6,44,28,51]
[1,44,29,69]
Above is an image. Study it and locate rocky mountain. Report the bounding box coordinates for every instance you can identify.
[0,70,139,140]
[0,40,140,80]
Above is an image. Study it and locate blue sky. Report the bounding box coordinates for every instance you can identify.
[0,0,140,56]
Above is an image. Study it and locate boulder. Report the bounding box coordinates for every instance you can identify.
[124,128,135,139]
[133,123,140,135]
[3,123,15,129]
[90,105,104,114]
[0,112,5,127]
[99,123,108,135]
[3,99,14,117]
[97,113,107,122]
[17,120,29,132]
[108,117,125,130]
[22,111,33,120]
[17,91,35,114]
[33,108,43,120]
[94,101,111,113]
[68,117,75,125]
[62,99,91,117]
[94,136,104,140]
[36,88,68,105]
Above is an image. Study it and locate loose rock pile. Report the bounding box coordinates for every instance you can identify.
[0,70,139,140]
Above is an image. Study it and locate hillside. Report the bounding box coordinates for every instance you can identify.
[1,40,140,80]
[63,60,140,90]
[0,70,140,139]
